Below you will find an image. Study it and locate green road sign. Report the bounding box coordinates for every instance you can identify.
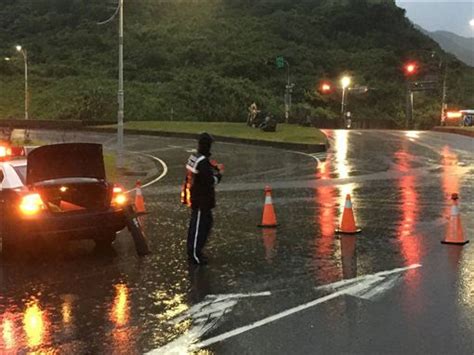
[276,56,285,69]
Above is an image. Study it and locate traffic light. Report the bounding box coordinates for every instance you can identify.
[404,62,418,76]
[276,56,285,69]
[320,82,332,93]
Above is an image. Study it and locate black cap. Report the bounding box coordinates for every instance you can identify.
[198,132,214,145]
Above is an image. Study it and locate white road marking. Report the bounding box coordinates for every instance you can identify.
[188,264,421,351]
[290,150,327,167]
[126,153,168,193]
[141,154,168,189]
[147,292,271,355]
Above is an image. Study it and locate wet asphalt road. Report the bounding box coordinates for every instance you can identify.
[0,129,473,354]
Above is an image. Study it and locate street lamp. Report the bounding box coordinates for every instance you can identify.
[15,45,28,121]
[340,76,351,120]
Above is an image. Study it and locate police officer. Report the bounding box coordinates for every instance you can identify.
[186,133,222,265]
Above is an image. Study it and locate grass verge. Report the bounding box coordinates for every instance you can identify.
[120,122,327,145]
[104,153,117,181]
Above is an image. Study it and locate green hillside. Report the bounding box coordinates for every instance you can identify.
[1,0,473,128]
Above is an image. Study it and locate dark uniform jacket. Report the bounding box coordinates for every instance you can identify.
[186,153,220,210]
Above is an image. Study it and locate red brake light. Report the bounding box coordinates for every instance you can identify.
[0,146,11,158]
[19,193,45,216]
[0,145,25,161]
[112,185,127,206]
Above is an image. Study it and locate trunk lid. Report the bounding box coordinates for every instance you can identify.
[27,143,106,185]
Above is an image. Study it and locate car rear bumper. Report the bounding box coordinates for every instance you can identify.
[13,208,127,240]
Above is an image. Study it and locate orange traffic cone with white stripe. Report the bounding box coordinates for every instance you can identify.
[335,194,361,234]
[258,186,279,228]
[135,180,146,215]
[442,193,469,245]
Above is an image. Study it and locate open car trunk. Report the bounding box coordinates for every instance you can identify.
[26,143,113,213]
[34,179,113,213]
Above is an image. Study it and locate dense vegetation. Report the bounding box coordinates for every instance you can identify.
[1,0,473,128]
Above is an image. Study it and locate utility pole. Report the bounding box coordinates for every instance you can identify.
[284,60,292,123]
[98,0,124,168]
[276,56,294,123]
[440,62,448,125]
[15,45,29,142]
[117,0,124,168]
[403,62,417,129]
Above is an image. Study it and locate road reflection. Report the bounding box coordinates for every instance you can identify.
[394,145,423,317]
[23,299,50,350]
[334,130,356,209]
[314,130,359,283]
[441,146,460,217]
[110,283,130,327]
[262,229,277,263]
[340,236,357,280]
[440,147,473,312]
[314,148,337,283]
[2,313,16,351]
[394,148,420,262]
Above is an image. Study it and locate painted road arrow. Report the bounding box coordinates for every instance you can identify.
[150,264,422,354]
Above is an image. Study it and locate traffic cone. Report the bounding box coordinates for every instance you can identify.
[441,193,469,245]
[258,186,279,228]
[135,180,146,215]
[335,194,361,234]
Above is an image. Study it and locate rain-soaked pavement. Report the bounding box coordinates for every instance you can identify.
[1,129,473,354]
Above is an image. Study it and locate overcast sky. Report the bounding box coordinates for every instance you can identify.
[396,1,474,38]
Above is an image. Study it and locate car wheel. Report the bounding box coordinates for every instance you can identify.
[94,231,116,248]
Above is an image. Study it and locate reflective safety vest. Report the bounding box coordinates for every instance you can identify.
[181,153,206,207]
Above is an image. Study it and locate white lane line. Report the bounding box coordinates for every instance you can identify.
[141,153,168,189]
[189,264,421,351]
[290,150,326,166]
[126,153,168,193]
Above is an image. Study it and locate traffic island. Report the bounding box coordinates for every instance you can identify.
[89,122,329,152]
[433,126,474,138]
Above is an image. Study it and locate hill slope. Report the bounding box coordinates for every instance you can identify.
[0,0,473,127]
[419,28,474,67]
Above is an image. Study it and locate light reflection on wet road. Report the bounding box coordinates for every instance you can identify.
[0,129,473,354]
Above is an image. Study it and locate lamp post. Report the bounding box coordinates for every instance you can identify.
[404,62,418,129]
[284,59,294,123]
[98,0,124,168]
[15,45,28,121]
[340,76,351,121]
[117,0,124,168]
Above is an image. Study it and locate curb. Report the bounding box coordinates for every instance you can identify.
[84,127,328,153]
[432,127,474,138]
[0,119,328,152]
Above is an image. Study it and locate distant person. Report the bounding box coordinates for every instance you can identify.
[184,133,222,265]
[247,102,258,127]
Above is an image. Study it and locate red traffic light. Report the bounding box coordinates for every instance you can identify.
[320,82,332,93]
[404,62,418,75]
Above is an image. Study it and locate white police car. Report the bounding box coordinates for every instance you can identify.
[0,143,129,254]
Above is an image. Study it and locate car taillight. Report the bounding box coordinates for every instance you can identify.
[112,185,128,206]
[19,193,45,216]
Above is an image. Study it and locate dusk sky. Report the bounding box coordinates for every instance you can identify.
[396,1,474,37]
